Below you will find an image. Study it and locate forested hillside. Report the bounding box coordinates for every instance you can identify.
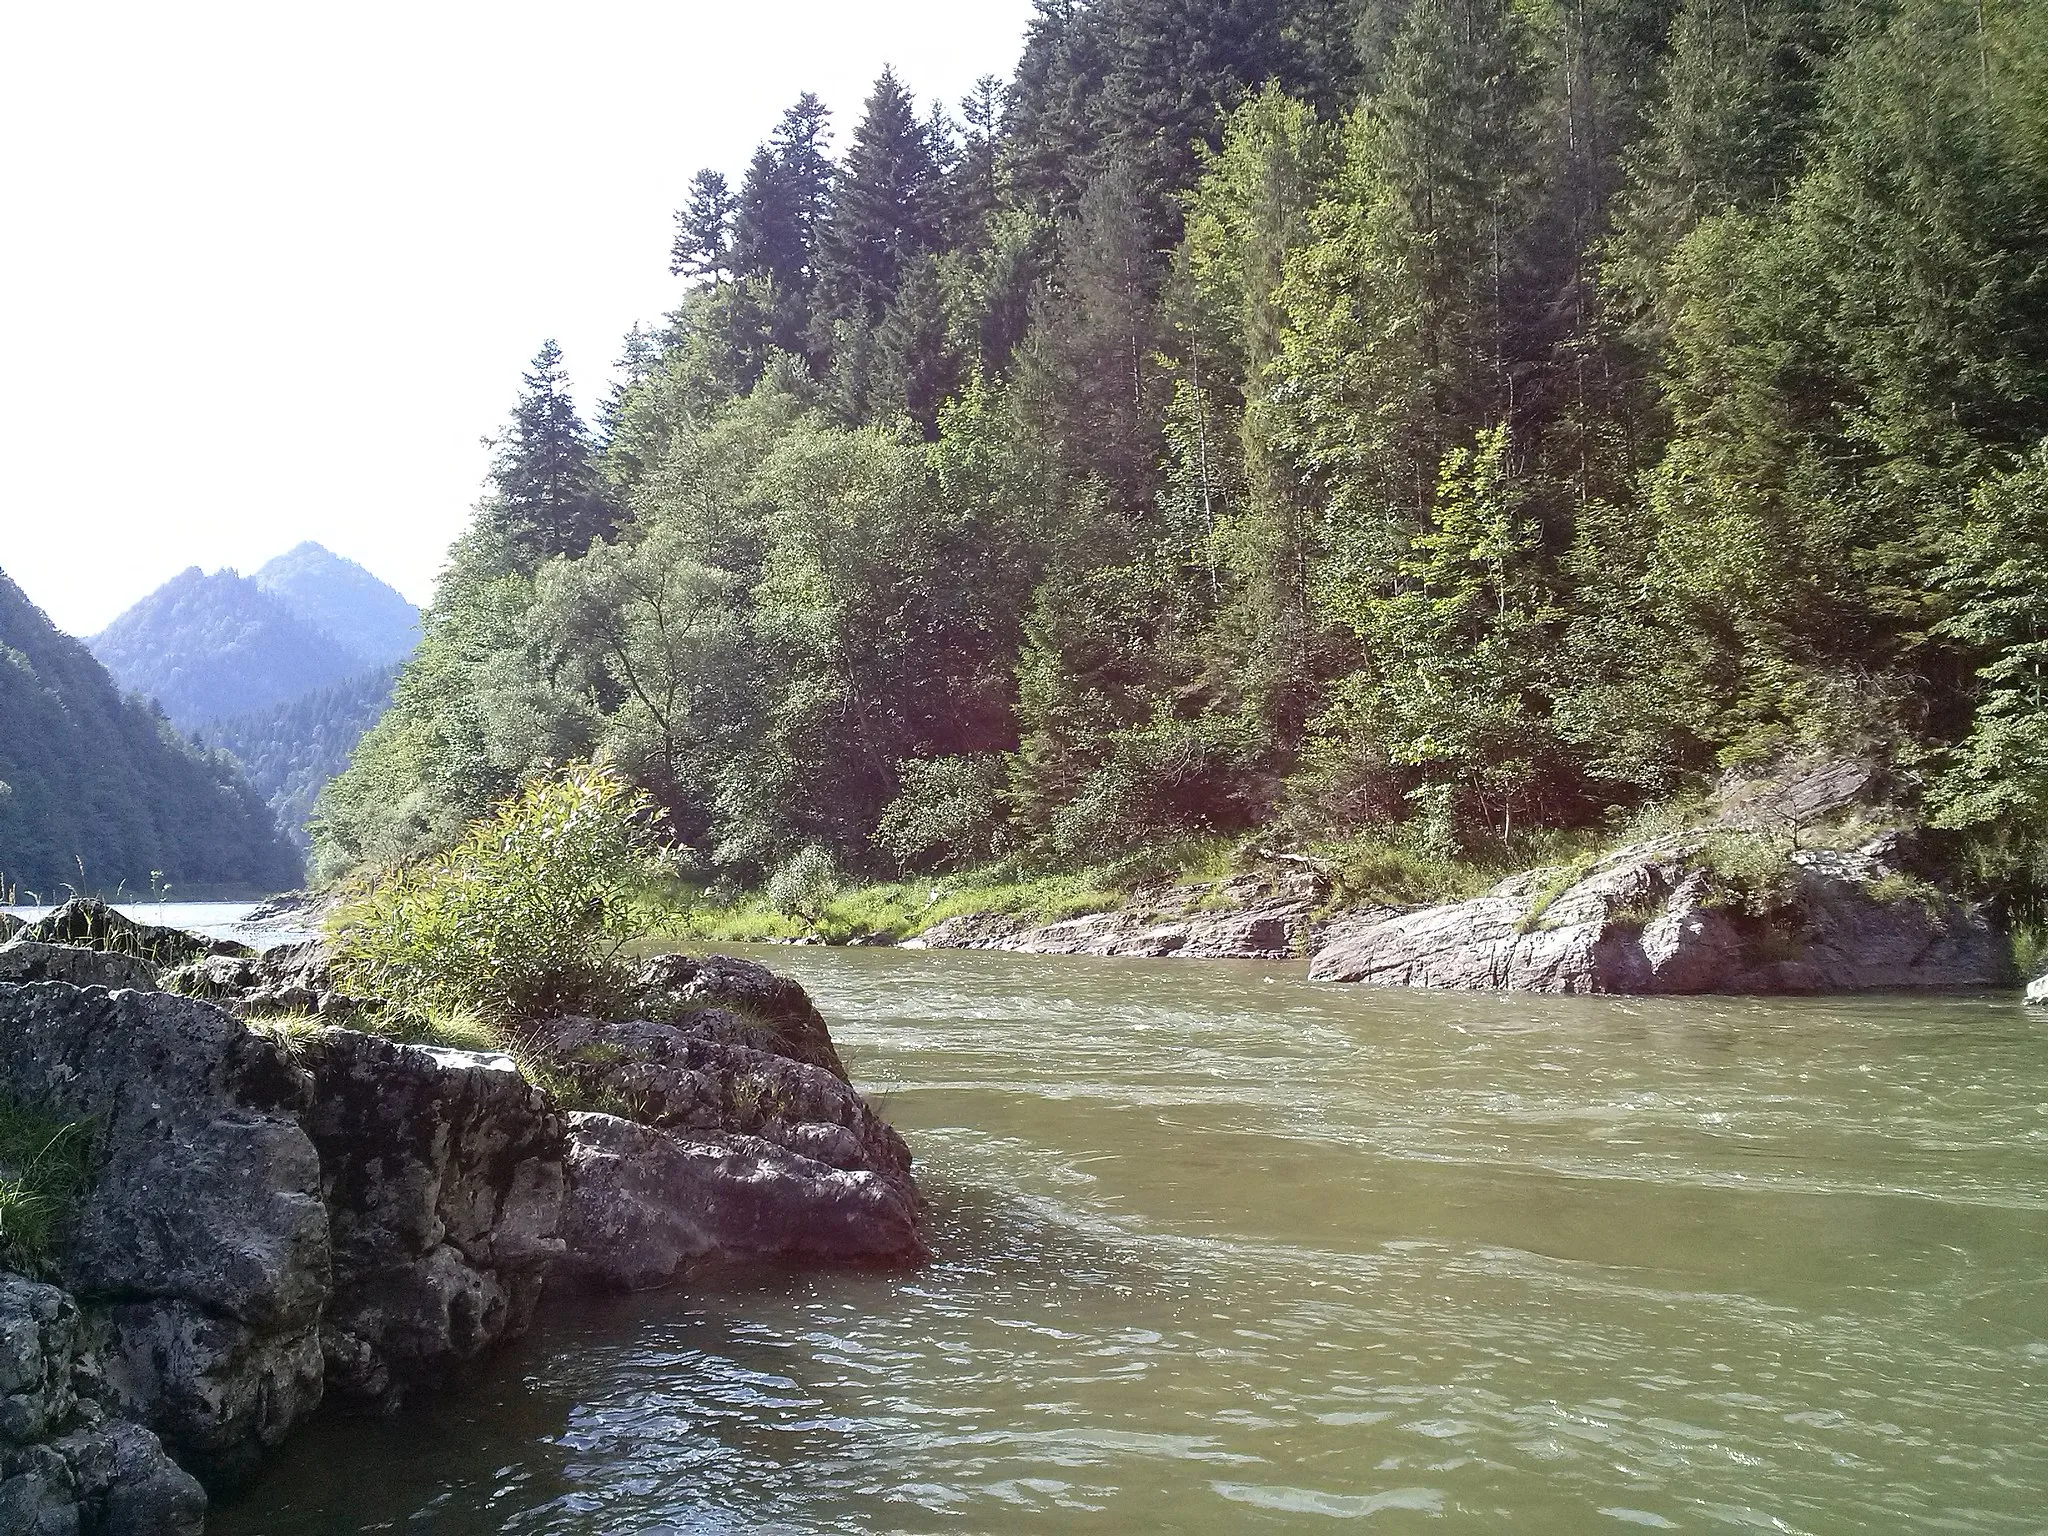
[91,567,369,729]
[315,0,2048,905]
[200,666,401,850]
[0,568,301,895]
[254,543,421,668]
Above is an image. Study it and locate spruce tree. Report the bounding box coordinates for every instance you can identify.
[671,169,735,282]
[819,67,943,330]
[486,340,613,563]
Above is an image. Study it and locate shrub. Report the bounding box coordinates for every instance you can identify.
[766,845,839,933]
[329,762,674,1026]
[874,755,1008,870]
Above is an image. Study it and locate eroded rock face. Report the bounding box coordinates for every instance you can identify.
[0,944,157,992]
[1309,838,2007,995]
[0,984,328,1488]
[906,870,1328,961]
[0,1274,208,1535]
[291,1032,566,1410]
[530,1010,924,1290]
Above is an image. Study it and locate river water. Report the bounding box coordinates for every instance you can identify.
[194,944,2048,1534]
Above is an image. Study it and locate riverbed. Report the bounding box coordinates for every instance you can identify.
[199,943,2047,1533]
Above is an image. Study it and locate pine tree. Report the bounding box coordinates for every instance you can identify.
[486,340,613,563]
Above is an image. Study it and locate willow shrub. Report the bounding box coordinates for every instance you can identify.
[330,762,674,1028]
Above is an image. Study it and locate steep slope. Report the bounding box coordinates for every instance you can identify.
[0,567,302,893]
[255,543,421,667]
[200,664,401,847]
[90,567,365,729]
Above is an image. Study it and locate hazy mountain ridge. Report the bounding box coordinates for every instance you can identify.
[86,544,421,847]
[255,542,421,667]
[0,566,302,893]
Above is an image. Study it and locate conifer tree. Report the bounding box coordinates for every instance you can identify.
[819,67,943,330]
[485,340,613,564]
[671,170,735,282]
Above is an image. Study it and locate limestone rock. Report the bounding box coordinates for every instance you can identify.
[0,914,22,943]
[1310,837,2007,995]
[159,940,371,1025]
[905,869,1327,961]
[0,944,156,992]
[292,1031,566,1410]
[0,1280,207,1536]
[559,1114,924,1291]
[0,984,329,1486]
[528,1009,924,1290]
[16,901,249,970]
[632,953,847,1078]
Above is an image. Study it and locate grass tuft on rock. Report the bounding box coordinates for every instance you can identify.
[0,1099,95,1277]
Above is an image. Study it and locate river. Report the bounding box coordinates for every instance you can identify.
[176,940,2048,1532]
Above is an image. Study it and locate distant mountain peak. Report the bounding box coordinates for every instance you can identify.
[253,544,420,668]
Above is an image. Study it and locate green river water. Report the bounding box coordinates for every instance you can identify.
[217,947,2048,1534]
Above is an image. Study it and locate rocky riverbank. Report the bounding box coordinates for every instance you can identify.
[0,903,921,1533]
[899,760,2017,997]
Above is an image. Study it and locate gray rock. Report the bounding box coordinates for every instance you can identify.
[16,902,249,970]
[0,984,329,1486]
[159,940,374,1026]
[905,870,1327,961]
[632,954,847,1078]
[2027,974,2048,1007]
[1310,837,2007,995]
[0,944,156,992]
[528,1011,924,1291]
[292,1031,566,1410]
[559,1113,924,1291]
[0,914,22,943]
[0,1279,207,1536]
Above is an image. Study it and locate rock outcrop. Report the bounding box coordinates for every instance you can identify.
[529,1010,923,1290]
[0,943,158,992]
[15,902,250,971]
[1310,835,2006,995]
[0,1277,207,1536]
[0,924,918,1522]
[292,1033,565,1409]
[159,941,368,1024]
[630,954,847,1078]
[0,985,329,1488]
[905,869,1327,961]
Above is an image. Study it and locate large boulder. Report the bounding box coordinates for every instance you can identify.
[0,1276,207,1536]
[0,984,329,1487]
[290,1032,567,1410]
[529,1003,924,1290]
[1310,836,2007,995]
[559,1114,923,1291]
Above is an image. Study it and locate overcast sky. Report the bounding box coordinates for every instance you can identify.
[0,0,1039,637]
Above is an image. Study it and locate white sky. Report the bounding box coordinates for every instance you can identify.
[0,0,1039,637]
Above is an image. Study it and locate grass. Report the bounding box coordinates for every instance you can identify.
[0,1098,95,1276]
[661,836,1246,947]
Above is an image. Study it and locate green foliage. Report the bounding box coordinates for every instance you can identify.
[309,0,2048,919]
[329,762,673,1027]
[765,845,840,933]
[0,1102,94,1277]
